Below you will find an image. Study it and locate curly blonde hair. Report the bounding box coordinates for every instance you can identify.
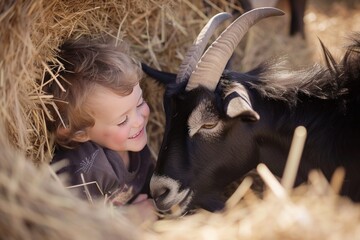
[45,35,143,148]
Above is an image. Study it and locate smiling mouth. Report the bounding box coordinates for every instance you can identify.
[129,128,143,139]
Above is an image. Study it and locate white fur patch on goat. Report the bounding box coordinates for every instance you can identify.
[188,99,224,139]
[221,80,260,120]
[150,175,192,213]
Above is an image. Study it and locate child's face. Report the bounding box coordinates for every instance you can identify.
[84,84,150,153]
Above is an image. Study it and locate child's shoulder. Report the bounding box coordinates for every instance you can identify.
[51,141,104,166]
[139,144,156,164]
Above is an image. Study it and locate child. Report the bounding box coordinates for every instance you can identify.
[46,35,157,222]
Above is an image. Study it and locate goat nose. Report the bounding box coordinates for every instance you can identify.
[151,186,170,203]
[150,175,175,207]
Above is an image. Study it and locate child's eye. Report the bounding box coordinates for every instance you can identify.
[117,116,128,126]
[137,98,146,107]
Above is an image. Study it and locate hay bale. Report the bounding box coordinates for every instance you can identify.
[2,112,360,240]
[0,0,242,164]
[151,180,360,240]
[1,0,359,164]
[0,119,148,239]
[1,0,360,239]
[0,0,171,164]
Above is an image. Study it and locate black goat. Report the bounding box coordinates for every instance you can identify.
[143,8,360,217]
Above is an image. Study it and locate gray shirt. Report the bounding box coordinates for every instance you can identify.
[52,141,155,205]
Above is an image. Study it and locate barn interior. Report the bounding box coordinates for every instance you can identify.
[1,0,360,238]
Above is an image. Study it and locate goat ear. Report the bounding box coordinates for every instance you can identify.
[223,84,260,121]
[141,63,177,85]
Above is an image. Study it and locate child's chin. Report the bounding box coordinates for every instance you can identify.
[132,136,148,151]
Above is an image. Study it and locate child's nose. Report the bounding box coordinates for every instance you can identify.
[132,109,144,128]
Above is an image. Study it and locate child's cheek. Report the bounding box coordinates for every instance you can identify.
[115,128,131,142]
[142,104,150,119]
[104,128,128,143]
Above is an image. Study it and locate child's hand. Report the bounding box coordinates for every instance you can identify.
[132,193,149,204]
[126,194,158,225]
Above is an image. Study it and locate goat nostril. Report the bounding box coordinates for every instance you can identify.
[153,187,170,202]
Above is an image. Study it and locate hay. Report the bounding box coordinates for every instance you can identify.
[150,171,360,240]
[1,0,360,239]
[0,0,168,164]
[2,119,360,239]
[1,0,359,163]
[148,126,360,239]
[0,119,145,240]
[0,0,243,164]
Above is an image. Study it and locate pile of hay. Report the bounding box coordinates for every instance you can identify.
[0,120,144,239]
[2,118,360,239]
[1,0,360,239]
[3,0,358,164]
[150,169,360,239]
[0,0,241,164]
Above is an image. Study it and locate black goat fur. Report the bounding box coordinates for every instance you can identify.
[224,35,360,105]
[144,34,360,214]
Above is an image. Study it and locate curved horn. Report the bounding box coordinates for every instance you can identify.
[186,7,285,91]
[176,12,232,84]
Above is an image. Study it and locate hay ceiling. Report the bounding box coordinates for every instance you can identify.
[1,1,360,239]
[0,0,239,164]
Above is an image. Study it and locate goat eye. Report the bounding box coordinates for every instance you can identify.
[201,122,218,129]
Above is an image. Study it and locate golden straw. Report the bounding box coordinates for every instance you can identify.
[257,163,287,200]
[330,167,345,195]
[281,126,307,192]
[226,176,253,209]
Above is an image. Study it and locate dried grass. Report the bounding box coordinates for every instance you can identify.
[0,0,242,164]
[2,120,360,239]
[148,127,360,239]
[151,171,360,240]
[1,0,359,163]
[0,119,145,240]
[1,0,360,239]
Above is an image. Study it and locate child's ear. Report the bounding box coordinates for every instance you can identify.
[71,130,90,143]
[57,127,90,143]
